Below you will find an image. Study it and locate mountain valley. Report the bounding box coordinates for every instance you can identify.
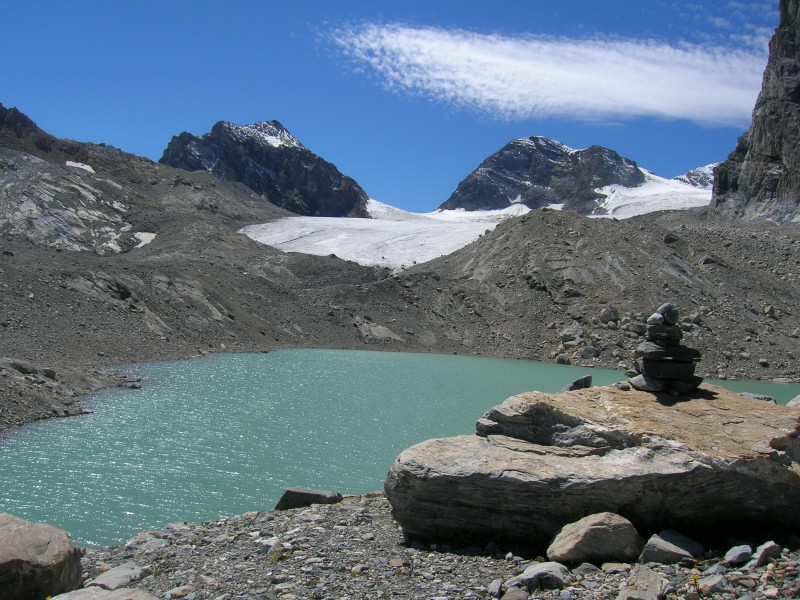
[1,100,799,431]
[4,0,800,433]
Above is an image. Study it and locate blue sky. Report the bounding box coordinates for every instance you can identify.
[1,1,778,213]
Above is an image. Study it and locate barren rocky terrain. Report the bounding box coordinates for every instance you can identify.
[2,198,799,431]
[1,102,799,433]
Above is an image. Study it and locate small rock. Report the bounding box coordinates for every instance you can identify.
[273,487,343,510]
[617,564,668,600]
[740,392,776,404]
[506,561,571,591]
[572,562,602,577]
[724,544,753,565]
[599,308,620,323]
[487,578,504,598]
[500,588,528,600]
[560,375,592,392]
[656,303,679,325]
[628,373,665,392]
[745,540,782,569]
[702,563,728,576]
[165,585,193,599]
[88,562,147,590]
[698,573,731,594]
[638,533,693,564]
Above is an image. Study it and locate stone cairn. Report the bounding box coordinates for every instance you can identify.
[628,303,703,394]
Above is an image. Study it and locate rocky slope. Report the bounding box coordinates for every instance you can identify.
[159,120,370,217]
[1,105,800,432]
[711,0,800,227]
[438,136,646,214]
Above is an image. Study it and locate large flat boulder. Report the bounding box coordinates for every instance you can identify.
[384,384,800,548]
[0,513,82,600]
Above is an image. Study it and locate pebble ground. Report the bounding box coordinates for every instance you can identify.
[82,493,800,600]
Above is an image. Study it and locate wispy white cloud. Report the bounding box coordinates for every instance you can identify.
[332,23,768,127]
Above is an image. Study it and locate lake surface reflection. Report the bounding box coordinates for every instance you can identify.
[0,349,797,547]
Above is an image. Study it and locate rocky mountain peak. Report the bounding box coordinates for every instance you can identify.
[674,164,717,190]
[439,135,645,214]
[212,120,304,150]
[160,119,369,218]
[711,0,800,227]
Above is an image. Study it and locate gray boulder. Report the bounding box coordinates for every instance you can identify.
[384,384,800,549]
[0,513,82,600]
[724,544,753,565]
[788,394,800,407]
[638,532,694,564]
[547,512,643,564]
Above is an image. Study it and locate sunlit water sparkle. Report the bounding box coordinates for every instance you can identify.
[1,349,797,547]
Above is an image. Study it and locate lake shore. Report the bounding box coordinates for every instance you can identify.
[81,493,800,600]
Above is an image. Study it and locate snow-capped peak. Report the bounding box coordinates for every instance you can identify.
[517,136,578,154]
[221,121,304,150]
[672,163,718,190]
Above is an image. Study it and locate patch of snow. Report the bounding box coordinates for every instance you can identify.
[518,136,578,154]
[672,163,718,189]
[593,170,711,219]
[241,201,529,271]
[224,121,304,150]
[546,203,564,211]
[65,161,95,173]
[134,232,157,248]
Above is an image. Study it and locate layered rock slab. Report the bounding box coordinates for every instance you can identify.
[384,384,800,548]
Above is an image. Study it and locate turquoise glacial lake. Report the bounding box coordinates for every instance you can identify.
[1,349,798,547]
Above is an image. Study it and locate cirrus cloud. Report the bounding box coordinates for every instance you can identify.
[331,23,768,127]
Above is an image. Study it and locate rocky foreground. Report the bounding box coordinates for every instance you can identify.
[45,493,800,600]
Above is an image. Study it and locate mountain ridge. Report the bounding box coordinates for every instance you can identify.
[159,119,370,218]
[438,135,711,216]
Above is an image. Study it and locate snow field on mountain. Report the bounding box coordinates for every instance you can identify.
[595,170,712,218]
[240,201,529,271]
[241,176,712,270]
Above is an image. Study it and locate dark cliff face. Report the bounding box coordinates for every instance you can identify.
[159,120,370,218]
[711,0,800,226]
[439,136,645,214]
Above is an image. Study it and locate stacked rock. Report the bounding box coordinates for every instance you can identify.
[628,303,703,394]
